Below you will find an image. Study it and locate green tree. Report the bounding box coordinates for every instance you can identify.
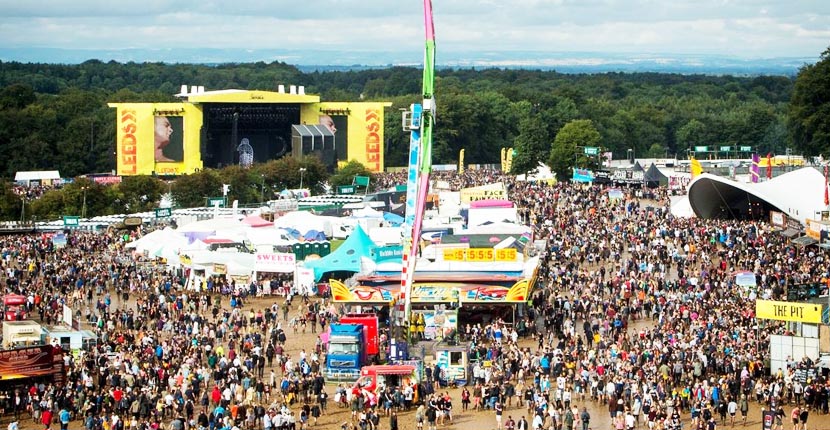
[788,47,830,155]
[676,119,707,155]
[116,176,165,212]
[549,119,602,181]
[254,156,329,195]
[0,181,23,221]
[0,84,36,110]
[172,170,222,208]
[218,165,260,205]
[511,113,552,175]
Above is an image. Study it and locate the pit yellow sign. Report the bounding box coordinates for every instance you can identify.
[755,299,822,324]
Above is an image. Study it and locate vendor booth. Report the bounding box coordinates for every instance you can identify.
[44,325,98,355]
[2,320,43,349]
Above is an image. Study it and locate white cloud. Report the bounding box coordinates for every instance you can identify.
[0,0,827,59]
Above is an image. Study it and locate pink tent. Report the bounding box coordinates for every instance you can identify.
[242,215,274,228]
[470,199,514,209]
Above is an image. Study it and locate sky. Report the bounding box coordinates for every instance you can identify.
[0,0,829,63]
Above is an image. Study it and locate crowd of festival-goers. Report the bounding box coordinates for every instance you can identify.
[0,169,826,430]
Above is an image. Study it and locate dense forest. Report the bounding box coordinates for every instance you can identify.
[1,49,829,220]
[0,58,814,179]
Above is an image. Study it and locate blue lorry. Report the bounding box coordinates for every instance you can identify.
[325,323,366,382]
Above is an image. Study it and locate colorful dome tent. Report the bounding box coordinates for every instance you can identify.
[303,225,376,281]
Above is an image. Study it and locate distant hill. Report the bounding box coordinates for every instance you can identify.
[0,47,816,76]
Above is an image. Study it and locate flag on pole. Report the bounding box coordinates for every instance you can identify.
[824,164,829,206]
[766,153,773,179]
[750,153,760,183]
[690,157,703,179]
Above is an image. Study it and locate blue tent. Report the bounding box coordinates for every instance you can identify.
[304,225,376,281]
[281,227,302,239]
[303,230,326,242]
[382,212,404,227]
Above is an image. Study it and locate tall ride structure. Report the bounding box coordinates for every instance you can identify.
[400,0,437,340]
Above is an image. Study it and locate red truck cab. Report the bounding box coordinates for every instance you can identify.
[339,313,379,356]
[4,294,27,321]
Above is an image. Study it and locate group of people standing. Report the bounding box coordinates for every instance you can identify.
[1,169,829,430]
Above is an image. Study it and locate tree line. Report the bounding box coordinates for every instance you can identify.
[0,47,828,218]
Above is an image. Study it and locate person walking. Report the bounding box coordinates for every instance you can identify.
[798,407,808,430]
[495,400,504,430]
[740,395,749,426]
[579,407,590,430]
[563,407,574,430]
[727,398,738,427]
[389,411,398,430]
[790,407,800,430]
[41,407,53,430]
[58,408,70,430]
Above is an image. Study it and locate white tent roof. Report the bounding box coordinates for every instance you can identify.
[463,221,532,236]
[15,170,60,181]
[516,163,555,182]
[188,249,255,268]
[273,211,333,236]
[244,227,295,246]
[669,195,695,218]
[688,167,825,224]
[176,217,244,233]
[126,227,188,255]
[350,206,384,219]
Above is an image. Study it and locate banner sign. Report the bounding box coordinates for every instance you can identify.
[442,247,517,262]
[337,185,356,195]
[371,245,403,262]
[770,211,785,228]
[213,263,227,275]
[92,175,122,185]
[459,182,507,203]
[0,345,64,382]
[270,199,298,212]
[571,168,594,183]
[255,252,297,273]
[611,170,644,183]
[207,197,225,208]
[755,299,822,324]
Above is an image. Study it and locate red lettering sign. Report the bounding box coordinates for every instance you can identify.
[254,253,296,273]
[365,109,381,171]
[120,109,137,174]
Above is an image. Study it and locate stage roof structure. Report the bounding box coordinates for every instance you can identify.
[687,167,827,223]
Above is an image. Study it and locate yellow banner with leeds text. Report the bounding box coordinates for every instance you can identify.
[755,299,822,324]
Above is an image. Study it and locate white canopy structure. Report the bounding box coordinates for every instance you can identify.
[350,206,384,219]
[176,217,244,233]
[687,167,827,224]
[245,228,296,247]
[126,227,189,261]
[669,195,695,218]
[273,211,334,237]
[463,221,532,236]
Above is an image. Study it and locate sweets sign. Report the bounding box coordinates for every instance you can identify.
[255,252,296,273]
